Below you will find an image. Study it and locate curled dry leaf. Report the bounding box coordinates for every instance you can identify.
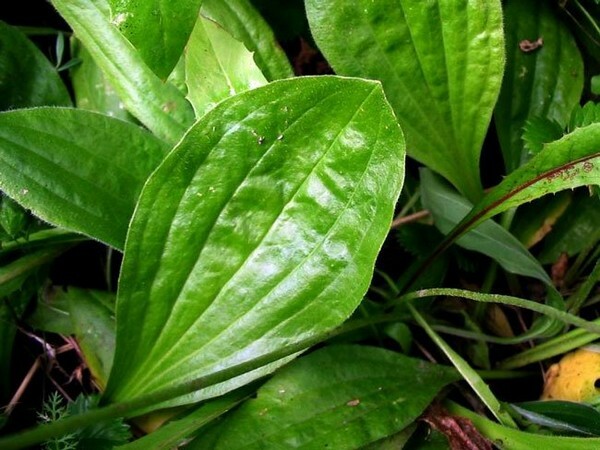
[422,404,493,450]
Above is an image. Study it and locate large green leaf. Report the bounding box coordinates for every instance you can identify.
[0,108,169,249]
[201,0,294,81]
[70,38,134,121]
[107,0,203,80]
[495,0,583,172]
[50,0,195,143]
[306,0,504,202]
[420,169,551,284]
[436,124,600,250]
[185,15,267,118]
[188,345,458,449]
[104,77,405,406]
[0,21,71,109]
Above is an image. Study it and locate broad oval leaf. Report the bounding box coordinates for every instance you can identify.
[0,108,169,249]
[107,0,203,80]
[104,76,405,405]
[0,21,71,109]
[185,16,267,118]
[188,345,458,449]
[201,0,294,81]
[50,0,195,143]
[306,0,504,202]
[495,0,584,172]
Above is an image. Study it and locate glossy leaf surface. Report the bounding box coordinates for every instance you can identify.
[495,0,583,172]
[201,0,294,81]
[188,346,458,449]
[306,0,504,201]
[0,108,168,249]
[421,170,551,284]
[104,77,405,405]
[107,0,203,79]
[117,388,254,450]
[0,21,71,109]
[185,16,267,117]
[50,0,195,143]
[70,37,133,121]
[513,401,600,436]
[439,124,600,248]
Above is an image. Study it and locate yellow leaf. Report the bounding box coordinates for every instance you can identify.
[541,346,600,402]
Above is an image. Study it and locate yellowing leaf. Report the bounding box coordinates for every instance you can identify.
[542,347,600,402]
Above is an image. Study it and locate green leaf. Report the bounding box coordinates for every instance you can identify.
[0,196,30,239]
[68,289,116,389]
[510,192,571,249]
[50,0,195,143]
[70,37,134,121]
[522,117,564,157]
[116,388,254,450]
[306,0,504,202]
[185,15,267,118]
[512,400,600,436]
[539,194,600,264]
[436,124,600,254]
[570,102,600,131]
[104,77,405,407]
[188,345,458,449]
[0,21,71,109]
[420,169,551,284]
[68,395,132,449]
[448,401,600,450]
[201,0,294,81]
[0,108,169,249]
[107,0,203,80]
[495,0,583,172]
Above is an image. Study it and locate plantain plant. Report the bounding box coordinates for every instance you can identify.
[0,0,599,448]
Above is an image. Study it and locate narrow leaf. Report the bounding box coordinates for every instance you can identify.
[420,169,551,284]
[107,0,203,79]
[0,108,169,249]
[188,345,458,449]
[495,0,583,172]
[448,401,600,450]
[50,0,195,143]
[0,21,71,109]
[201,0,294,81]
[513,401,600,436]
[306,0,504,201]
[438,124,600,253]
[185,16,267,118]
[117,388,254,450]
[104,77,405,406]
